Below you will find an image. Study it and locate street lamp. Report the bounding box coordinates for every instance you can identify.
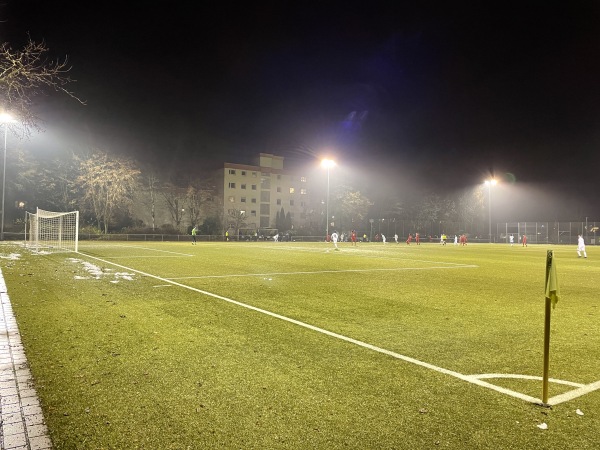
[321,158,336,238]
[1,113,15,241]
[484,179,497,243]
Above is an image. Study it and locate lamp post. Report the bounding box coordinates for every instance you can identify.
[321,159,336,239]
[484,179,497,243]
[1,113,14,241]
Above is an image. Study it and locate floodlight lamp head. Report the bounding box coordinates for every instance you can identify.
[0,112,15,124]
[321,159,336,169]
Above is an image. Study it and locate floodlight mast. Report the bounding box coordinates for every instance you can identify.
[321,159,336,239]
[485,179,497,243]
[0,113,15,241]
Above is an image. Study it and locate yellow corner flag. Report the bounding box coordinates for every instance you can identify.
[545,250,560,309]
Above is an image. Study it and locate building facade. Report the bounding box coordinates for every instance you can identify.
[217,153,314,236]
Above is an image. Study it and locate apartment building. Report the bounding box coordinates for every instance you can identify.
[217,153,313,234]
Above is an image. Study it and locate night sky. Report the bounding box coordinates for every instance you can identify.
[3,1,600,220]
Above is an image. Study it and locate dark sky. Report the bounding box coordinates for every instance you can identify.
[3,1,600,219]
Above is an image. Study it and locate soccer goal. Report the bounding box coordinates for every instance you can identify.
[25,208,79,253]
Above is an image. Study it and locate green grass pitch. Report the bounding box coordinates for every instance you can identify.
[2,240,599,449]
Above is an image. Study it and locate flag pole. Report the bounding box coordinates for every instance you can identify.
[542,249,559,406]
[542,295,551,405]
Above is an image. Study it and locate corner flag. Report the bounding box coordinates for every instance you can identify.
[545,250,560,309]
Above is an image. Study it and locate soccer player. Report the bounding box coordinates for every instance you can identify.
[522,235,527,247]
[577,234,587,258]
[415,233,420,245]
[351,230,357,246]
[191,226,198,244]
[406,233,412,245]
[331,231,339,249]
[509,234,514,246]
[381,234,387,244]
[394,233,398,244]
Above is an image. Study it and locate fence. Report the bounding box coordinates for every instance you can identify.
[4,220,598,244]
[496,222,600,245]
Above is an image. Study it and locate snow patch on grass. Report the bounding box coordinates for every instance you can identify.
[68,258,134,282]
[0,253,21,260]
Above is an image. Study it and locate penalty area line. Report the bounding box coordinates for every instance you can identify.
[75,250,585,406]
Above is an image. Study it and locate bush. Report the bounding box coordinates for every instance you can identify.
[79,225,103,235]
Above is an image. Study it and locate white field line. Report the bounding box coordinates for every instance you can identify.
[168,265,478,280]
[252,244,475,266]
[105,256,192,259]
[80,244,193,257]
[76,250,599,406]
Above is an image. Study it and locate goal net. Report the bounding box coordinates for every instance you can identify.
[25,208,79,253]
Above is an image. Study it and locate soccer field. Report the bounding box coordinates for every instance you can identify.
[2,240,600,448]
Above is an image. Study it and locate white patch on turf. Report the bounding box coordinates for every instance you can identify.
[75,250,600,407]
[0,253,20,260]
[68,258,135,282]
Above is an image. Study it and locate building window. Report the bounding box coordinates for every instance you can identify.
[241,197,246,203]
[276,199,281,205]
[228,196,235,203]
[228,182,236,189]
[260,191,270,202]
[261,177,271,190]
[241,171,246,176]
[251,210,256,217]
[252,172,257,177]
[290,200,295,206]
[277,174,281,180]
[277,186,282,193]
[300,189,307,195]
[241,184,246,189]
[251,184,257,190]
[228,169,236,175]
[300,176,307,182]
[251,198,257,203]
[289,187,295,194]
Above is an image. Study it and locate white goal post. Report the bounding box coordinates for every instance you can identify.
[25,208,79,252]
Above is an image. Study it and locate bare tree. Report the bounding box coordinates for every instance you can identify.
[332,185,372,231]
[0,38,84,134]
[77,151,140,233]
[457,189,485,227]
[140,172,161,231]
[185,183,213,228]
[161,183,186,231]
[226,209,247,238]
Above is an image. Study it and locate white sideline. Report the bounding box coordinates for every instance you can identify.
[79,251,600,406]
